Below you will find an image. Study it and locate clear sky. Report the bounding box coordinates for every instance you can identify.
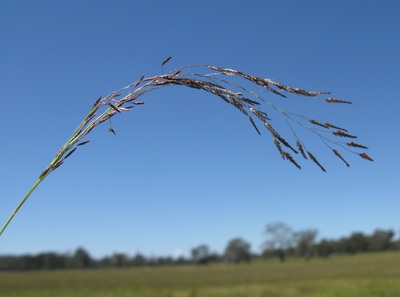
[0,1,399,259]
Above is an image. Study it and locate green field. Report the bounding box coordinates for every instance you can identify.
[0,252,399,297]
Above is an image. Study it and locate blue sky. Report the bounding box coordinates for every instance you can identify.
[0,1,399,259]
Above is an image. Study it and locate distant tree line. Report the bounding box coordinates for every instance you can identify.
[1,224,399,270]
[262,222,399,262]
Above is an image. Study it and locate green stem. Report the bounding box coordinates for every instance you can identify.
[0,176,45,236]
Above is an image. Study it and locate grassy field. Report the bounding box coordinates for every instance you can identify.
[0,251,399,297]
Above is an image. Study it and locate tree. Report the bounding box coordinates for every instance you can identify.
[335,232,369,254]
[224,238,252,263]
[315,239,336,258]
[131,252,147,267]
[98,256,113,268]
[295,229,318,260]
[191,244,211,265]
[369,229,395,251]
[155,256,174,266]
[1,60,373,236]
[40,252,66,270]
[69,247,92,269]
[347,232,369,254]
[112,252,130,267]
[264,222,295,262]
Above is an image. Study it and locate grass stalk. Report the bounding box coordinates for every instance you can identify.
[0,177,44,236]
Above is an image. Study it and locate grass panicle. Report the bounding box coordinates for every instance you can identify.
[0,58,372,236]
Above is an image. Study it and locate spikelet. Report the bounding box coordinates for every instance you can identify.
[39,166,51,178]
[360,153,374,161]
[77,140,90,146]
[308,152,326,172]
[248,115,261,135]
[64,147,77,160]
[333,149,350,167]
[108,103,121,113]
[133,74,145,87]
[108,127,116,135]
[93,96,102,107]
[296,141,308,160]
[309,120,329,129]
[161,56,172,66]
[323,122,348,132]
[333,131,357,138]
[249,108,270,122]
[53,160,64,170]
[282,152,301,170]
[273,137,285,158]
[264,122,298,154]
[325,98,352,104]
[265,79,330,97]
[172,69,182,76]
[347,142,368,149]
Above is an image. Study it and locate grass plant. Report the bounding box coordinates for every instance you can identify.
[0,58,372,235]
